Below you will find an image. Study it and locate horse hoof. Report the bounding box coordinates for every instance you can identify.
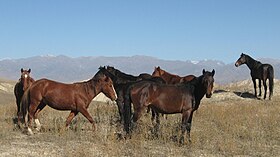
[27,128,34,135]
[35,127,41,132]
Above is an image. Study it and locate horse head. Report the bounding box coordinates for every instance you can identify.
[106,66,118,76]
[235,53,247,67]
[20,68,33,91]
[152,66,164,77]
[99,75,117,101]
[95,69,117,101]
[202,69,215,98]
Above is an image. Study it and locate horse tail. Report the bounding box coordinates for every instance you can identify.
[124,84,133,134]
[21,88,30,127]
[268,65,274,99]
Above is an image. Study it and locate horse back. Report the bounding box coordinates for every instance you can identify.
[29,79,83,105]
[251,63,274,80]
[130,81,194,114]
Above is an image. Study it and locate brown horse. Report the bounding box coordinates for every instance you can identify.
[124,69,215,144]
[235,53,274,100]
[151,66,196,121]
[14,68,35,125]
[152,66,195,84]
[21,69,117,135]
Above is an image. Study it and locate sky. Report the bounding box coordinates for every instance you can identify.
[0,0,279,63]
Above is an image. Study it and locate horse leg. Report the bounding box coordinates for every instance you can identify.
[115,90,124,122]
[263,79,268,100]
[252,79,257,98]
[258,79,262,97]
[269,77,274,100]
[151,108,156,122]
[116,98,124,123]
[65,111,79,128]
[27,103,38,135]
[33,102,46,132]
[16,98,22,127]
[79,107,95,131]
[131,105,145,131]
[180,109,193,145]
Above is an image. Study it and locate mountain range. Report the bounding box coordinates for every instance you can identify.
[0,55,279,84]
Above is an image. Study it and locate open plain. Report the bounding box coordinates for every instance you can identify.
[0,79,279,156]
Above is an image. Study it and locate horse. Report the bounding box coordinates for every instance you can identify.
[21,69,117,135]
[14,68,35,126]
[152,66,195,84]
[98,66,165,122]
[151,66,196,121]
[124,69,215,144]
[235,53,274,100]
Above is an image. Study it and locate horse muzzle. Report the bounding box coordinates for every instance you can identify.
[235,62,240,67]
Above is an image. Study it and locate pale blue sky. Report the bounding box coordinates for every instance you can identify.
[0,0,279,63]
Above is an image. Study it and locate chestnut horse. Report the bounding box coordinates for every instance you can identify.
[14,68,35,125]
[235,53,274,100]
[21,69,117,135]
[152,66,195,84]
[124,69,215,144]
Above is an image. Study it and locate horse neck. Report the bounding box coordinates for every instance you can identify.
[84,79,100,100]
[161,71,178,83]
[115,70,137,81]
[245,55,261,70]
[22,77,34,90]
[193,76,207,103]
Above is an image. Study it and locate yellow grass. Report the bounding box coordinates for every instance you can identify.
[0,81,279,156]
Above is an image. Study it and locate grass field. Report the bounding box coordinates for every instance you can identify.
[0,80,279,156]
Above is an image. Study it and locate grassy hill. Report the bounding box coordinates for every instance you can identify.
[0,79,279,156]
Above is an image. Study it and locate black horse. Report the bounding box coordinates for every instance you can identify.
[235,53,274,100]
[98,66,165,122]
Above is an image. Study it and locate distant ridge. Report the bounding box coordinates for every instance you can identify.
[0,55,279,84]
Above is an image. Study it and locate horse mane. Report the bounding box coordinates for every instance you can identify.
[158,67,180,77]
[244,54,263,69]
[106,66,138,81]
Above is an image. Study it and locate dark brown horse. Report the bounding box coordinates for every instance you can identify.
[14,68,35,125]
[235,53,274,100]
[152,66,195,84]
[124,69,215,144]
[151,66,196,121]
[99,66,165,122]
[21,69,117,135]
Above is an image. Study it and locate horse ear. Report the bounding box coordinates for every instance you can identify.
[212,69,215,76]
[21,68,24,73]
[28,69,31,73]
[202,69,206,74]
[104,75,110,82]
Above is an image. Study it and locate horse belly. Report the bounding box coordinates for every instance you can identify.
[43,89,77,111]
[151,92,184,114]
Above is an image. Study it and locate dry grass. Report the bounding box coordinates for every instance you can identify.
[0,80,279,156]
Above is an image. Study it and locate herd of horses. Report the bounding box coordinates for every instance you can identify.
[13,53,274,144]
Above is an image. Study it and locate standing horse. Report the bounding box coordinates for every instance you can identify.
[14,68,35,125]
[151,66,196,121]
[235,53,274,100]
[152,66,195,84]
[99,66,165,122]
[124,69,215,144]
[21,69,117,135]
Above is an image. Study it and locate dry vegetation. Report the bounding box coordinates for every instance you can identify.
[0,80,279,157]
